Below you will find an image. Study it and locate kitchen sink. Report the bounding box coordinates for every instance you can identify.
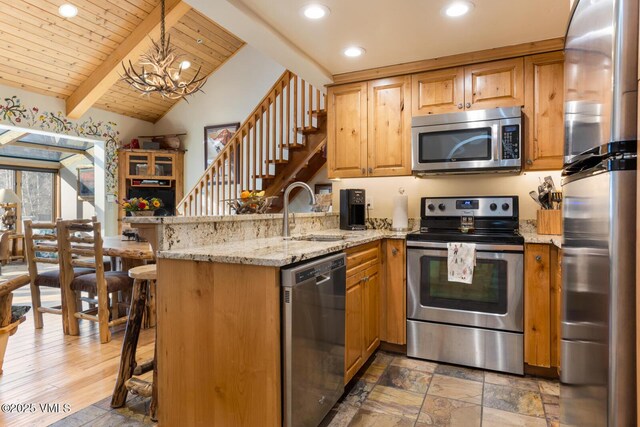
[290,234,346,242]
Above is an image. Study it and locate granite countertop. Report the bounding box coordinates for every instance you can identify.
[157,228,411,267]
[521,231,562,248]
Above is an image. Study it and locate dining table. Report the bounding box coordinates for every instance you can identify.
[102,237,154,271]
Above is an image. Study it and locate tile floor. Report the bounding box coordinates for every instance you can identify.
[321,351,560,427]
[50,351,560,427]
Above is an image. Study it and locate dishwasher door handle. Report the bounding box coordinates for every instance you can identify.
[316,274,331,286]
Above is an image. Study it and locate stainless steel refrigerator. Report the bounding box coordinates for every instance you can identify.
[562,0,638,426]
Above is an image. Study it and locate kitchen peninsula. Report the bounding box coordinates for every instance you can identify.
[125,213,410,426]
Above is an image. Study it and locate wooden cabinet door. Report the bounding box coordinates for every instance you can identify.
[125,151,153,178]
[367,76,412,177]
[363,265,380,357]
[412,67,465,115]
[345,273,364,384]
[152,153,176,179]
[550,247,562,369]
[524,244,551,368]
[327,82,368,179]
[464,58,524,110]
[382,239,406,345]
[524,52,565,171]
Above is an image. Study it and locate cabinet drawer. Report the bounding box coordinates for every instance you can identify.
[346,244,380,277]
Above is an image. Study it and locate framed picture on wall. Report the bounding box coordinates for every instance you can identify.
[204,122,240,169]
[77,166,95,201]
[314,183,332,194]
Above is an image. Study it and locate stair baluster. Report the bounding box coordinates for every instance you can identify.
[178,71,326,216]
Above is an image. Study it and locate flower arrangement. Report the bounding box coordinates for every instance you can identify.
[227,190,275,214]
[121,197,163,215]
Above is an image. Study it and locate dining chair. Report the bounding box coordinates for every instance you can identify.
[57,219,134,343]
[23,219,105,330]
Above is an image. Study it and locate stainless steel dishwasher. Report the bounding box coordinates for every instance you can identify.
[281,252,346,427]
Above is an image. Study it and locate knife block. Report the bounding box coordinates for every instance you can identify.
[537,210,562,235]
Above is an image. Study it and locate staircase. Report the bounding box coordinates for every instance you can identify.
[178,70,327,216]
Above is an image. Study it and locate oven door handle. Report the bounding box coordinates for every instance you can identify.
[407,241,523,252]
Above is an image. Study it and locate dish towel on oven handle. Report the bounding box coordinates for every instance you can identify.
[447,242,476,284]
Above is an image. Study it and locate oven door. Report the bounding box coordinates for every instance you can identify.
[412,120,500,173]
[407,241,524,332]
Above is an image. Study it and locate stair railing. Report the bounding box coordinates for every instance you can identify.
[178,70,325,216]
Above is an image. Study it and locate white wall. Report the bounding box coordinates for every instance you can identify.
[154,45,285,193]
[329,168,562,220]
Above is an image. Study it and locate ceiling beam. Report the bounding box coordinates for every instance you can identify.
[65,0,192,119]
[10,141,87,155]
[0,131,28,146]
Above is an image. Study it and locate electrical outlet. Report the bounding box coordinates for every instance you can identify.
[366,197,373,210]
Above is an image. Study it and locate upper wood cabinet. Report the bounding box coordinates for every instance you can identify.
[328,77,411,179]
[367,76,412,177]
[327,82,368,178]
[464,58,524,110]
[412,67,465,115]
[411,58,524,115]
[524,52,565,170]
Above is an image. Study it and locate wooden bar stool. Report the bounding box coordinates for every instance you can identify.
[111,264,158,420]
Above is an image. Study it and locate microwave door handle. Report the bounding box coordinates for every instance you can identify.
[493,123,500,161]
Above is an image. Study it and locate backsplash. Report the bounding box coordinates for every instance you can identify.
[135,213,340,251]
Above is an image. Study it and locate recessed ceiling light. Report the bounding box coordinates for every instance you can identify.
[343,46,365,58]
[180,60,191,70]
[58,3,78,18]
[301,4,330,20]
[444,1,474,17]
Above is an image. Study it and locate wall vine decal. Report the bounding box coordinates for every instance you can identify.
[0,96,121,195]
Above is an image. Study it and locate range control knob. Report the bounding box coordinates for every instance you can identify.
[427,203,435,212]
[489,203,497,211]
[438,203,446,211]
[502,203,510,211]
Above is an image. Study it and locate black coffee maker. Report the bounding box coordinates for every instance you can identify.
[340,189,366,230]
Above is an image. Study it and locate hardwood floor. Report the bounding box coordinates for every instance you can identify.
[0,263,155,427]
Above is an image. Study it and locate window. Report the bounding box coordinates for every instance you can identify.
[0,168,57,225]
[0,169,15,191]
[21,170,55,222]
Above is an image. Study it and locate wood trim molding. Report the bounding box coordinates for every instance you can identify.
[65,0,191,119]
[0,130,28,146]
[331,37,565,86]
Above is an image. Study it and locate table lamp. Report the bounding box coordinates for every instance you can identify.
[0,189,20,230]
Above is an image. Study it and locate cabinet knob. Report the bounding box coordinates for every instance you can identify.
[535,255,542,262]
[391,247,399,256]
[457,103,463,109]
[361,168,366,175]
[465,102,471,108]
[526,159,533,165]
[368,167,373,174]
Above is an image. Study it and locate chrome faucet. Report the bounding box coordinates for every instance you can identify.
[283,182,316,239]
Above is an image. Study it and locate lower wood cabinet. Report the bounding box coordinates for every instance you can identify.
[380,239,406,345]
[524,243,562,371]
[344,241,381,384]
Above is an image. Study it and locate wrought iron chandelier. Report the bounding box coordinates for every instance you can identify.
[120,0,207,100]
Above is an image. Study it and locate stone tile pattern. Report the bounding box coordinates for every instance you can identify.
[50,394,155,427]
[54,352,560,427]
[321,352,560,427]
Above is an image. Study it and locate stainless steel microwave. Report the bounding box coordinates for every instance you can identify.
[411,107,523,175]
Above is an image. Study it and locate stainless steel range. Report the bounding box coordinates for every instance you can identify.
[406,196,524,375]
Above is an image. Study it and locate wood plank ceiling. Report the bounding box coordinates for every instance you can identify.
[0,0,245,122]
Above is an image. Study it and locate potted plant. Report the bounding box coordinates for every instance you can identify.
[121,197,163,217]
